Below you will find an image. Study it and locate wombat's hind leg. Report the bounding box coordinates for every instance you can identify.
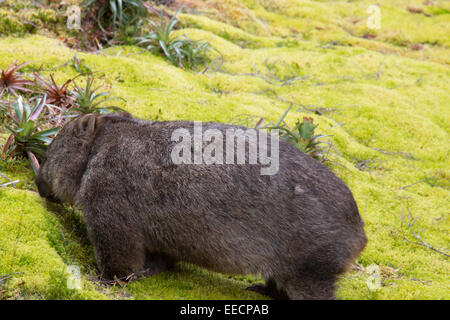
[143,252,175,276]
[95,244,147,281]
[282,272,337,300]
[246,278,289,300]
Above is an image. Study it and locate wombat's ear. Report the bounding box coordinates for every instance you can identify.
[77,114,98,137]
[120,112,133,118]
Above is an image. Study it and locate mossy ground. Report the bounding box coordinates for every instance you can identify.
[0,0,449,299]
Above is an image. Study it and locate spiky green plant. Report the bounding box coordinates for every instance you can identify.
[116,18,144,45]
[72,53,93,75]
[84,0,147,33]
[1,96,59,173]
[72,77,125,114]
[277,117,327,161]
[137,9,210,69]
[258,105,328,162]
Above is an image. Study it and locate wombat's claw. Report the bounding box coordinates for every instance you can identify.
[246,282,290,300]
[245,283,267,295]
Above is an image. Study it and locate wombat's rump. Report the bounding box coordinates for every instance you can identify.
[36,113,367,299]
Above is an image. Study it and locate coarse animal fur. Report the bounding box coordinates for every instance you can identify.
[36,113,367,299]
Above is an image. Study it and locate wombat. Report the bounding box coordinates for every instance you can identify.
[36,112,367,300]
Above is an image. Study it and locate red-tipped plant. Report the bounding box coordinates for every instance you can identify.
[34,73,76,110]
[0,61,34,97]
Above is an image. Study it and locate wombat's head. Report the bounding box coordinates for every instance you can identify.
[36,114,99,204]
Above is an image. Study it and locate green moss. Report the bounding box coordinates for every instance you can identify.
[0,9,33,36]
[0,188,105,299]
[0,0,449,300]
[29,9,59,26]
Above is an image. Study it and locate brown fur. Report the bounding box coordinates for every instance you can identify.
[36,113,367,299]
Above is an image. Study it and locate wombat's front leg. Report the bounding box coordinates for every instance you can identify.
[82,207,148,281]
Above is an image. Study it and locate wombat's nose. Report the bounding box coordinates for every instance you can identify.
[36,174,49,198]
[35,174,59,203]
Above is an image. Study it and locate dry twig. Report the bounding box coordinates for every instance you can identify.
[0,173,19,188]
[400,198,449,258]
[0,272,24,285]
[373,147,419,161]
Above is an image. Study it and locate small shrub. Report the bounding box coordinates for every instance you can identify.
[278,117,328,161]
[34,73,76,110]
[0,61,34,97]
[234,105,328,162]
[116,18,144,45]
[266,105,328,162]
[72,77,125,114]
[137,9,211,69]
[0,9,35,36]
[33,73,79,126]
[71,54,93,75]
[1,96,59,173]
[84,0,147,36]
